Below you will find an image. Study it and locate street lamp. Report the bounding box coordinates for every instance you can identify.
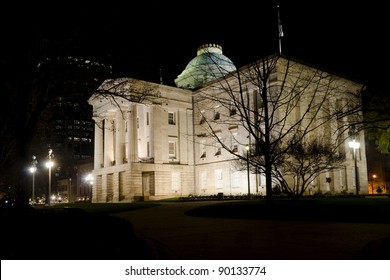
[29,155,38,205]
[348,139,360,195]
[45,149,54,206]
[372,174,377,194]
[68,178,72,203]
[85,173,93,201]
[246,145,251,199]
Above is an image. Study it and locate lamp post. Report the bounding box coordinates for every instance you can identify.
[45,149,54,206]
[85,173,93,202]
[68,178,72,203]
[349,139,360,195]
[246,145,251,199]
[29,155,38,205]
[371,174,377,194]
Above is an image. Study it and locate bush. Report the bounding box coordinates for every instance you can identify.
[272,185,282,195]
[376,186,383,193]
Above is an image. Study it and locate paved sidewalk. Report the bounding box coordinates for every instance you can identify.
[114,201,390,260]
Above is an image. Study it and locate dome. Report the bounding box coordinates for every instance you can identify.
[175,44,236,89]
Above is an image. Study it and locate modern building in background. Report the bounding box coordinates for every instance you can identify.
[88,44,369,202]
[31,93,94,202]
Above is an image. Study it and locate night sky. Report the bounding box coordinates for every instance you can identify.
[3,1,387,90]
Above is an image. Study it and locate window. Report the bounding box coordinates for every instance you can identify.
[200,171,207,191]
[169,141,176,158]
[231,171,240,188]
[146,112,150,125]
[215,132,222,156]
[311,175,317,186]
[213,105,221,120]
[200,139,206,158]
[199,110,206,124]
[214,110,220,120]
[230,127,238,153]
[232,143,238,153]
[215,169,223,189]
[147,142,150,157]
[269,74,277,83]
[168,112,175,125]
[229,103,237,116]
[215,145,221,156]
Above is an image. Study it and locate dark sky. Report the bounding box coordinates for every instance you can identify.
[4,1,388,90]
[105,1,386,91]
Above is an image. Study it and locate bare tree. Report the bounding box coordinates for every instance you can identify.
[91,78,161,109]
[0,2,114,205]
[0,0,170,205]
[274,135,344,198]
[194,53,364,201]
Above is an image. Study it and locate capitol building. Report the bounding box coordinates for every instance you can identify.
[88,44,368,202]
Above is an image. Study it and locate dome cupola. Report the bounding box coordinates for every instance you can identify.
[175,44,236,89]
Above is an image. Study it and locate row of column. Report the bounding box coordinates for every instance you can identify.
[93,105,139,169]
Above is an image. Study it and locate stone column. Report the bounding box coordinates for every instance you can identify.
[93,118,104,169]
[104,114,114,167]
[128,105,139,162]
[153,106,163,163]
[115,109,124,165]
[125,110,131,163]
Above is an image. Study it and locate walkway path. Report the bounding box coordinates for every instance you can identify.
[113,201,390,259]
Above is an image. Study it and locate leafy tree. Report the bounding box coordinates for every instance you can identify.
[363,89,390,154]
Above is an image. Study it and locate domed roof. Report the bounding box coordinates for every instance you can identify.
[175,44,236,89]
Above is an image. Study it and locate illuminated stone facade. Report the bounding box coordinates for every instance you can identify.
[88,46,368,202]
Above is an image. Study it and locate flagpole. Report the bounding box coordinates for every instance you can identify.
[277,4,283,54]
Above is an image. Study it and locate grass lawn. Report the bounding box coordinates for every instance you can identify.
[185,197,390,224]
[45,201,160,214]
[2,196,390,259]
[1,201,162,259]
[38,196,390,224]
